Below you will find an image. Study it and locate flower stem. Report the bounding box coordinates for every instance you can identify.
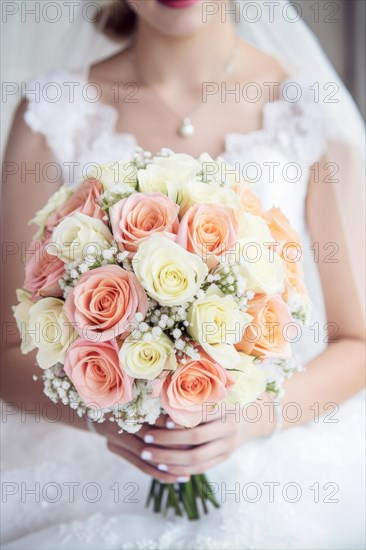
[146,474,220,520]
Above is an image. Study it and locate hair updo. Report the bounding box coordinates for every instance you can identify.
[94,0,137,41]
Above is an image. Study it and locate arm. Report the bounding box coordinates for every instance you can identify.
[279,156,365,425]
[0,100,87,429]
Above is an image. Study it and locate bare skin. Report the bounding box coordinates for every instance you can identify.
[1,0,365,483]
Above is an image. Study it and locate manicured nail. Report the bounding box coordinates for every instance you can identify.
[141,450,153,460]
[176,476,190,483]
[158,464,168,472]
[144,434,154,444]
[166,420,175,429]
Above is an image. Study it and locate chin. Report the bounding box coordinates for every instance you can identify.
[127,0,220,38]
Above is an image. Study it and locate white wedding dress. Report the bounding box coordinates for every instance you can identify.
[1,68,365,550]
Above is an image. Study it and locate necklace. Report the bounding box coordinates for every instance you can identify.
[132,38,241,138]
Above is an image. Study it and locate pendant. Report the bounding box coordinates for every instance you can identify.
[179,117,195,138]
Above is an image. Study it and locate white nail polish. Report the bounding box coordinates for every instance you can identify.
[166,420,175,429]
[158,464,168,472]
[176,477,190,483]
[141,450,153,460]
[144,435,154,444]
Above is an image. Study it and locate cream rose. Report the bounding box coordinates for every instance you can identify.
[28,298,77,369]
[187,284,252,369]
[236,239,285,294]
[29,185,73,239]
[86,160,138,191]
[225,353,267,405]
[137,153,201,203]
[236,211,273,242]
[179,181,239,218]
[12,289,36,354]
[49,212,114,263]
[120,332,177,380]
[133,234,208,306]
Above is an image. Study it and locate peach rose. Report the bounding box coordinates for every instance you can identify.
[160,348,234,427]
[109,192,179,254]
[24,238,65,299]
[235,293,294,358]
[64,265,148,342]
[266,210,307,301]
[282,258,307,301]
[47,178,105,232]
[176,204,238,267]
[235,182,263,216]
[64,338,132,408]
[265,207,301,246]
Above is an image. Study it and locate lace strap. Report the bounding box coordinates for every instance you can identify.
[23,68,115,165]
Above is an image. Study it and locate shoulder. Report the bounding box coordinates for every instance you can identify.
[236,42,289,102]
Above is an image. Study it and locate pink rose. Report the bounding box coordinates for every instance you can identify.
[109,192,179,254]
[161,348,234,427]
[64,338,132,408]
[47,178,105,232]
[64,265,148,342]
[176,204,238,267]
[235,293,293,358]
[24,238,65,299]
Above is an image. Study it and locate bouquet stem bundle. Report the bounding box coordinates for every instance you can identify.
[147,475,220,520]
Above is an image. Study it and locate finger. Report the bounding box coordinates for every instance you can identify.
[160,451,231,477]
[107,430,145,455]
[142,418,231,447]
[139,438,227,468]
[137,416,184,437]
[106,430,195,470]
[107,442,190,484]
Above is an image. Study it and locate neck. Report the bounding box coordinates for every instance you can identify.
[132,18,238,88]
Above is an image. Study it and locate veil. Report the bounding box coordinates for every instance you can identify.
[2,0,364,309]
[234,0,365,314]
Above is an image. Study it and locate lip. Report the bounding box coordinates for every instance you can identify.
[157,0,200,9]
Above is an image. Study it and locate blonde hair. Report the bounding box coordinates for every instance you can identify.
[94,0,137,41]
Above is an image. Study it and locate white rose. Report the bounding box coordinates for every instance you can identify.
[179,181,239,217]
[49,212,114,263]
[120,332,177,380]
[187,284,252,369]
[86,160,138,191]
[12,289,36,354]
[29,186,73,239]
[236,238,285,294]
[226,353,267,405]
[137,153,201,203]
[28,298,77,369]
[236,212,273,242]
[133,234,208,306]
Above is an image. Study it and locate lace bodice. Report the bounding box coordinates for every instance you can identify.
[24,68,327,232]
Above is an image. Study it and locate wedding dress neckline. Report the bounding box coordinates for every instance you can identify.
[79,65,297,158]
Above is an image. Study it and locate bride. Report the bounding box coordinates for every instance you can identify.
[1,0,365,548]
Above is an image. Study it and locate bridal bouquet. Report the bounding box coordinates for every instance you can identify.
[13,149,309,519]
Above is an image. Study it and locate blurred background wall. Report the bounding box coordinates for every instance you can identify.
[1,0,365,160]
[293,0,365,118]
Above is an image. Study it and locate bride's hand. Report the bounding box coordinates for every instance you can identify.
[95,412,264,483]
